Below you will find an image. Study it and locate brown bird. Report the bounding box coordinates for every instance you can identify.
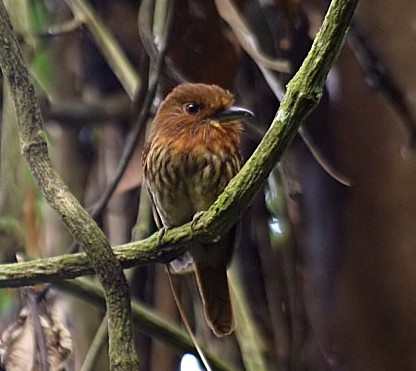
[142,83,253,336]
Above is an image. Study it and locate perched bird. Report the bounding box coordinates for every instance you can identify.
[142,83,253,336]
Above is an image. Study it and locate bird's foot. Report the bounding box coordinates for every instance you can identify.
[191,211,205,233]
[156,226,170,246]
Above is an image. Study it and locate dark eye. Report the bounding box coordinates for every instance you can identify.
[183,103,200,115]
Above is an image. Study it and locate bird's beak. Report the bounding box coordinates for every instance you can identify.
[212,106,254,122]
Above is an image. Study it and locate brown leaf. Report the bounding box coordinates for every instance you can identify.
[0,308,35,371]
[0,296,72,371]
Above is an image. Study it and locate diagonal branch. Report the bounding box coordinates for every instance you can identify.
[64,0,140,99]
[0,0,358,289]
[0,2,137,370]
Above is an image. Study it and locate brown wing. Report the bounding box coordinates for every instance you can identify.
[147,188,164,230]
[142,140,163,230]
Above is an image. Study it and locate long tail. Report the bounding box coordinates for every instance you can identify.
[193,260,234,337]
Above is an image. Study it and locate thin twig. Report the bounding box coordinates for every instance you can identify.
[40,17,84,39]
[80,315,109,371]
[349,22,416,154]
[166,270,212,371]
[298,127,351,186]
[215,0,290,73]
[138,0,186,85]
[64,0,140,99]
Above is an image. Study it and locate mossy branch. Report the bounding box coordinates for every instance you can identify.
[0,0,358,288]
[0,2,138,370]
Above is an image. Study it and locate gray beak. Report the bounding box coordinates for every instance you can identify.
[212,106,254,122]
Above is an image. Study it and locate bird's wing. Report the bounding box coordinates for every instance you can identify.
[142,141,163,230]
[144,182,164,230]
[151,201,163,229]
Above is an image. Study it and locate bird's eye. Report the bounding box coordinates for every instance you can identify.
[183,103,200,115]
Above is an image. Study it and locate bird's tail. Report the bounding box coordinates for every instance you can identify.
[193,260,234,337]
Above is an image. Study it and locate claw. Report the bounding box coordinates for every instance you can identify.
[157,226,169,246]
[191,211,205,232]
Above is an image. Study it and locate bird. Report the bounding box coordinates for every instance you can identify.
[142,83,253,336]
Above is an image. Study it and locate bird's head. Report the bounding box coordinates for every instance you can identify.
[151,83,254,138]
